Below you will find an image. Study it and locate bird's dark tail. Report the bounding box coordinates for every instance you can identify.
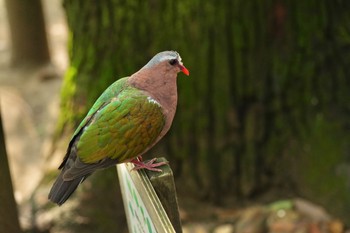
[48,170,85,206]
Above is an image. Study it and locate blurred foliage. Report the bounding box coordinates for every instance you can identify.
[58,0,350,225]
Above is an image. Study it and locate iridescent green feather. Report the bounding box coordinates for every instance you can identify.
[76,86,165,164]
[71,77,129,140]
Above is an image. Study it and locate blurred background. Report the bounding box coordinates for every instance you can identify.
[0,0,350,232]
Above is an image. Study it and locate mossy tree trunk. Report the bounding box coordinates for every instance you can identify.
[59,0,350,225]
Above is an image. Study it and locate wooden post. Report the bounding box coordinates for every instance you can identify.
[117,158,182,233]
[0,104,22,233]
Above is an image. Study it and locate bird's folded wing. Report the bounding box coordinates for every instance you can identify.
[71,77,129,140]
[76,89,166,164]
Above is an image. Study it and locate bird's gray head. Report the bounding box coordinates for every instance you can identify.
[142,51,189,76]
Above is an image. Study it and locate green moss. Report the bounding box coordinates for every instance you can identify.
[298,115,350,223]
[56,66,78,135]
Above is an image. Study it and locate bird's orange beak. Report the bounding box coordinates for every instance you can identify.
[179,64,190,76]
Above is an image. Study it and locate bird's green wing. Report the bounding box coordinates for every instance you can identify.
[71,77,129,140]
[76,87,165,164]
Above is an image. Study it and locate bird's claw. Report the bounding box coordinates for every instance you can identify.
[130,158,168,172]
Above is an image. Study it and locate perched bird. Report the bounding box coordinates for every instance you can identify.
[49,51,189,205]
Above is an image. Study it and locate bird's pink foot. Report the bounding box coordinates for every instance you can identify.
[130,158,168,172]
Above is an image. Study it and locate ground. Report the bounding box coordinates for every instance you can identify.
[0,1,347,233]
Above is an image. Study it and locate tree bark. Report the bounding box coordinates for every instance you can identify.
[0,106,22,233]
[5,0,50,67]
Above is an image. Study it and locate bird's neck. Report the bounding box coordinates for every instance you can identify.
[128,65,178,110]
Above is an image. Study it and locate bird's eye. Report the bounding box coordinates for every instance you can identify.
[169,59,178,66]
